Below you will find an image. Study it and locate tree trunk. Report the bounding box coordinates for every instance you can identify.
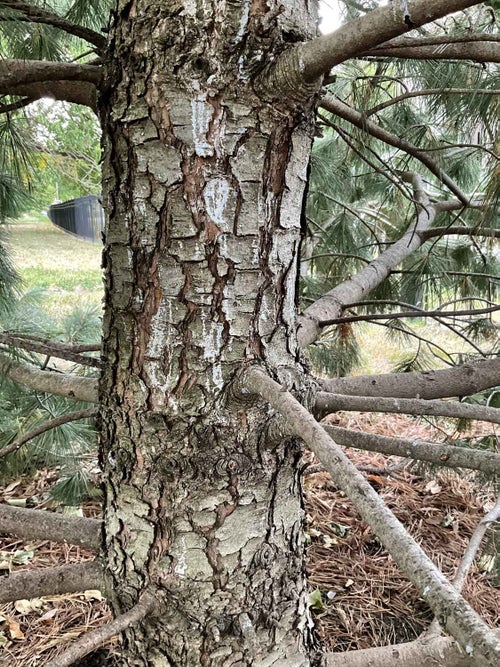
[99,1,320,665]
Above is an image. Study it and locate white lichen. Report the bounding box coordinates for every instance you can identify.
[174,536,187,577]
[201,314,225,390]
[191,93,214,157]
[182,0,196,16]
[204,178,231,230]
[235,0,250,43]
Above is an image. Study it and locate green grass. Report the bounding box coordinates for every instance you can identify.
[20,267,102,290]
[6,212,103,314]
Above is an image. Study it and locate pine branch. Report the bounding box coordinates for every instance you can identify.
[0,60,101,109]
[322,424,500,475]
[365,88,500,117]
[298,174,441,347]
[0,60,101,88]
[259,0,483,96]
[0,1,107,49]
[421,227,500,241]
[0,352,99,403]
[380,34,500,48]
[319,357,500,400]
[0,333,102,367]
[1,334,100,353]
[319,96,469,204]
[316,304,500,327]
[361,42,500,63]
[0,503,101,550]
[315,391,500,425]
[0,561,104,603]
[425,494,500,638]
[453,494,500,592]
[0,407,98,458]
[45,592,157,667]
[241,367,500,666]
[326,634,490,667]
[0,80,97,110]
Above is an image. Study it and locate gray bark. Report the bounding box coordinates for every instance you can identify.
[0,504,101,551]
[0,561,104,604]
[0,352,98,403]
[2,2,493,665]
[319,358,500,400]
[98,1,318,665]
[315,392,500,424]
[322,424,500,476]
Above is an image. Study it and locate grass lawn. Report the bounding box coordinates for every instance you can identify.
[7,212,103,315]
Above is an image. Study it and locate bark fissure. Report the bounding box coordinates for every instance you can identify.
[98,2,319,664]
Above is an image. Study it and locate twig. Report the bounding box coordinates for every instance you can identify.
[317,304,500,327]
[0,1,106,49]
[365,87,500,117]
[0,407,97,458]
[303,461,407,478]
[320,96,469,204]
[298,173,440,347]
[45,592,158,667]
[426,494,500,639]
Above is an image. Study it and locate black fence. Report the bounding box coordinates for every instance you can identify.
[47,195,104,243]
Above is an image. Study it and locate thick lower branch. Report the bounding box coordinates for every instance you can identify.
[281,0,481,83]
[0,352,99,403]
[45,592,157,667]
[242,368,500,666]
[0,503,101,551]
[319,358,500,400]
[315,392,500,424]
[1,80,98,110]
[326,635,489,667]
[0,60,101,88]
[0,561,104,604]
[322,424,500,475]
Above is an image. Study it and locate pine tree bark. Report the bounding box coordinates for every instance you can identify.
[98,1,320,665]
